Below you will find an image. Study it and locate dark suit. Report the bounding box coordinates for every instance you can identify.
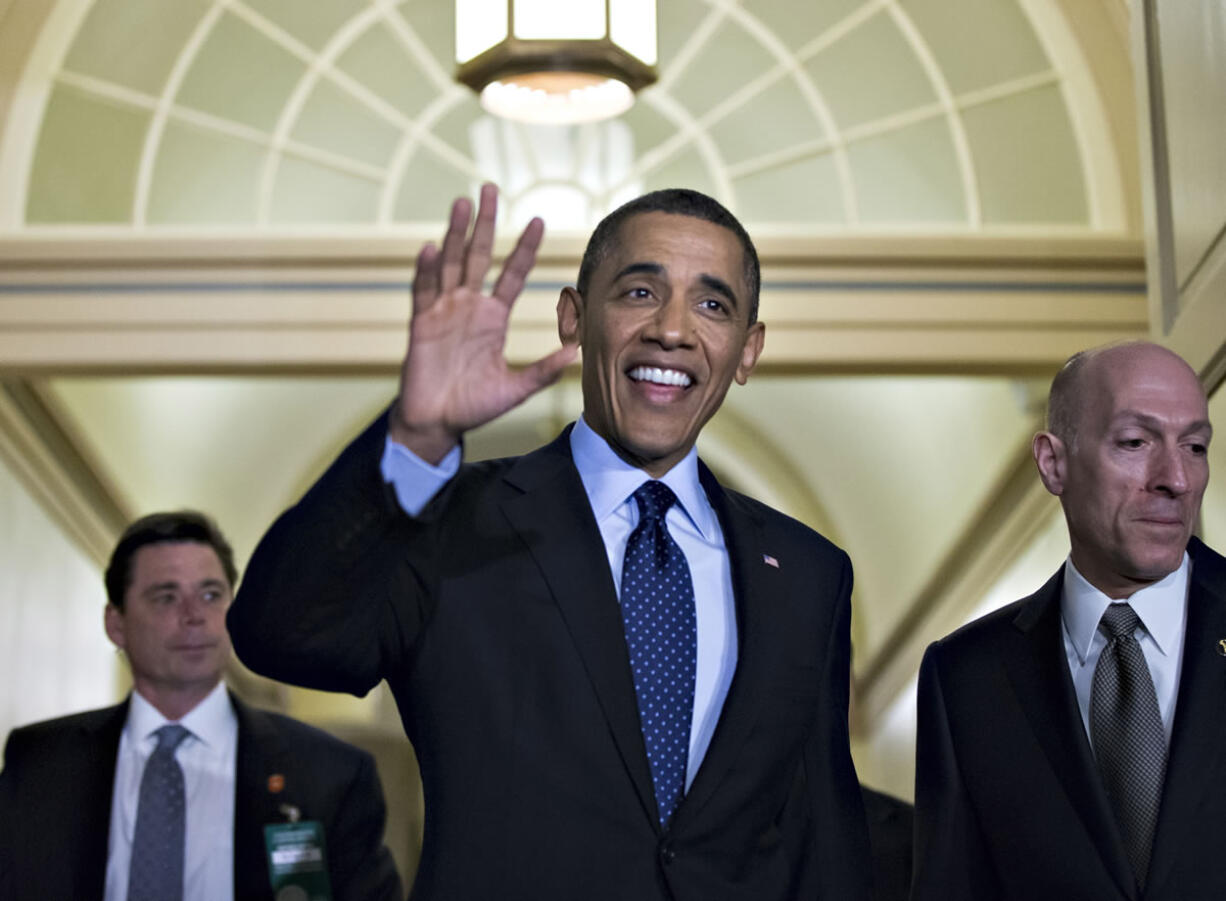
[0,692,401,901]
[912,537,1226,901]
[228,416,870,901]
[860,787,912,901]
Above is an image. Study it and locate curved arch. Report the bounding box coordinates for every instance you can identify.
[884,0,981,226]
[131,2,227,226]
[246,3,394,223]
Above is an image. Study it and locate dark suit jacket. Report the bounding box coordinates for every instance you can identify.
[228,416,871,901]
[860,787,913,901]
[0,692,401,901]
[912,537,1226,901]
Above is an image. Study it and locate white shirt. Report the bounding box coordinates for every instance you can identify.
[380,416,738,788]
[104,681,239,901]
[1060,554,1190,748]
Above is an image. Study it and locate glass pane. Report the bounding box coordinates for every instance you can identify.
[456,0,508,63]
[147,120,263,224]
[611,0,657,65]
[27,86,149,224]
[514,0,605,40]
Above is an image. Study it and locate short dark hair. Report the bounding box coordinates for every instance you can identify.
[105,510,238,609]
[576,188,761,324]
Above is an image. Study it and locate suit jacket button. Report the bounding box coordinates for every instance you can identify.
[658,841,676,864]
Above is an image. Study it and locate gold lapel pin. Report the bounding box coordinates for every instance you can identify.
[1217,639,1226,657]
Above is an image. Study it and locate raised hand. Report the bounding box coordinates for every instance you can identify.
[389,184,578,463]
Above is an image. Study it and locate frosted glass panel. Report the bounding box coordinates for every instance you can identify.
[514,0,605,40]
[27,86,149,224]
[848,117,965,223]
[611,0,657,64]
[147,121,264,224]
[803,12,937,130]
[455,0,508,62]
[962,84,1086,224]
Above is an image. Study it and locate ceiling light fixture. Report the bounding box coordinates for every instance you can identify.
[455,0,658,125]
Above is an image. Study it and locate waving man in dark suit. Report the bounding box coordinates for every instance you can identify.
[228,185,870,901]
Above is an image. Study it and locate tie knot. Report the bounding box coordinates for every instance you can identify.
[154,724,190,754]
[1100,602,1141,641]
[632,480,677,522]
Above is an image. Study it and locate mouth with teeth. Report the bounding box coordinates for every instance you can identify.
[627,365,693,389]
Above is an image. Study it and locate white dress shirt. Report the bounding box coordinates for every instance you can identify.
[380,415,737,787]
[1060,554,1190,749]
[104,680,239,901]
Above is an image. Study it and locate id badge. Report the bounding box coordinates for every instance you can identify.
[264,820,333,901]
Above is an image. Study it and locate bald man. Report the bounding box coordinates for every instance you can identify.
[912,342,1224,901]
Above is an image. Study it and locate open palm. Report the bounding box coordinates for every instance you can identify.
[390,185,578,462]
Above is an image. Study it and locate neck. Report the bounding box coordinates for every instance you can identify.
[133,679,220,721]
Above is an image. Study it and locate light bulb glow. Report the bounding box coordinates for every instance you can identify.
[480,75,635,124]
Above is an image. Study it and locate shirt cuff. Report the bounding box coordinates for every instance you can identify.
[380,435,461,516]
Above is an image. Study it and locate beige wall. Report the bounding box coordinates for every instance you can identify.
[0,452,118,740]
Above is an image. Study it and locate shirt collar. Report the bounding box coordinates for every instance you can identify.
[1061,553,1190,664]
[569,415,716,539]
[127,680,235,750]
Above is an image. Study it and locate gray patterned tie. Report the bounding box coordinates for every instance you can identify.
[128,724,190,901]
[1090,603,1167,888]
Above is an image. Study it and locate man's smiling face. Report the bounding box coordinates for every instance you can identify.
[558,211,765,477]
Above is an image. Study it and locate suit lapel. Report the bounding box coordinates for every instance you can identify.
[76,703,128,896]
[1002,571,1137,898]
[499,431,660,828]
[672,469,777,825]
[232,695,286,901]
[1145,540,1226,896]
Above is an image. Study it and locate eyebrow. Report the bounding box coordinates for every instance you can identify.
[611,262,741,309]
[1113,411,1213,436]
[141,578,228,596]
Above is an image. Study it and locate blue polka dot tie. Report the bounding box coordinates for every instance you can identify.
[129,724,190,901]
[620,480,697,828]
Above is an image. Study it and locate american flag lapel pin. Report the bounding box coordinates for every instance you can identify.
[762,553,780,568]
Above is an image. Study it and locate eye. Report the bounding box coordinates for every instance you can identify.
[1118,437,1145,449]
[698,298,728,315]
[1188,442,1209,456]
[202,589,225,602]
[626,286,653,300]
[152,592,177,605]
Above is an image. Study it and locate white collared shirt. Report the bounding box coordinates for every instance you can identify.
[104,680,239,901]
[1060,554,1189,748]
[380,416,737,788]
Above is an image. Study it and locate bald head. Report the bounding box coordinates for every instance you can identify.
[1034,340,1212,597]
[1046,342,1205,449]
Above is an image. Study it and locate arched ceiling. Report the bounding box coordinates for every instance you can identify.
[2,0,1133,233]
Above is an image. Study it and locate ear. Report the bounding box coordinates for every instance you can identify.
[1032,431,1067,497]
[734,321,766,385]
[557,287,583,347]
[104,603,126,651]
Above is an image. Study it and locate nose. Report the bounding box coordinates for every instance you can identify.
[1150,442,1190,496]
[645,295,693,348]
[180,595,207,624]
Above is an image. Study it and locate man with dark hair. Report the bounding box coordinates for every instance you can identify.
[576,187,762,324]
[104,510,239,608]
[912,341,1224,901]
[229,184,870,900]
[0,510,402,901]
